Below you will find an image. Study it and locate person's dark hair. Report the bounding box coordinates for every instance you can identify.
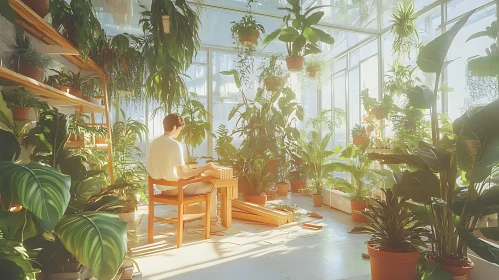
[163,113,184,132]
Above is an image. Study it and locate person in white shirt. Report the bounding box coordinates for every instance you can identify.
[147,113,224,232]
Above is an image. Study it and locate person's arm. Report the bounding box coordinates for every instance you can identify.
[175,163,215,179]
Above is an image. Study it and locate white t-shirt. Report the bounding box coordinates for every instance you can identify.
[147,135,185,191]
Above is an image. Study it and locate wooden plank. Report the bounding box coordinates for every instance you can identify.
[232,211,279,226]
[8,0,104,75]
[0,67,105,113]
[232,200,291,226]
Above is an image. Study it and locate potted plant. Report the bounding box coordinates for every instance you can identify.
[6,34,53,82]
[113,183,140,223]
[369,11,499,278]
[1,87,47,121]
[351,188,431,280]
[231,14,265,47]
[265,186,277,201]
[289,150,306,193]
[257,55,289,92]
[94,126,107,145]
[276,157,290,196]
[240,156,275,206]
[333,143,381,223]
[50,0,104,60]
[361,89,397,120]
[81,76,102,103]
[262,0,335,71]
[177,92,213,169]
[299,131,341,207]
[351,124,369,146]
[66,71,98,99]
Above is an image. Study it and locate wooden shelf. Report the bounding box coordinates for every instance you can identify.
[0,66,105,113]
[8,0,104,76]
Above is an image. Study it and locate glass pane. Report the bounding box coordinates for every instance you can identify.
[348,67,360,138]
[333,72,347,148]
[447,0,490,19]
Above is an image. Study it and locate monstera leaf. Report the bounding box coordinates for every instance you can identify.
[55,212,127,280]
[0,162,71,231]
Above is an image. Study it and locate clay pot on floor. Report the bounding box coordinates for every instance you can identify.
[290,179,305,193]
[70,88,83,99]
[351,200,368,223]
[353,136,369,146]
[19,62,43,82]
[368,242,420,280]
[11,107,31,121]
[267,191,276,201]
[312,194,322,207]
[286,56,304,72]
[243,194,267,206]
[22,0,50,18]
[277,182,288,196]
[238,28,259,47]
[425,254,474,279]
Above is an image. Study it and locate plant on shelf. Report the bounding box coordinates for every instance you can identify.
[46,68,71,92]
[351,188,431,280]
[333,143,382,222]
[351,124,369,146]
[258,55,289,92]
[50,0,104,60]
[304,55,331,80]
[361,89,397,120]
[390,106,430,150]
[1,87,48,121]
[177,92,213,166]
[369,10,499,278]
[6,33,53,82]
[66,71,98,99]
[231,12,265,88]
[81,77,102,103]
[214,124,237,167]
[262,0,335,71]
[391,1,419,59]
[139,0,200,111]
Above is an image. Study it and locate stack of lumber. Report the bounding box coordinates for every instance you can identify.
[231,200,293,226]
[204,166,233,179]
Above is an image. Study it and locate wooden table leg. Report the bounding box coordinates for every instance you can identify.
[220,188,228,228]
[225,188,232,228]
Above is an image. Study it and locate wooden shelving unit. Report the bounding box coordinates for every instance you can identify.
[5,0,114,182]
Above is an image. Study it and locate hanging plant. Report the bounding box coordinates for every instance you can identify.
[391,1,419,59]
[263,0,335,72]
[231,14,265,88]
[258,55,289,92]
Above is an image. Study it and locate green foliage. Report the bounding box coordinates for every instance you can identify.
[50,0,104,60]
[361,89,397,120]
[263,0,334,57]
[177,92,213,162]
[7,34,53,70]
[139,0,200,111]
[391,1,419,59]
[0,239,40,280]
[467,20,497,42]
[66,71,98,90]
[351,189,431,252]
[1,88,48,109]
[351,124,367,137]
[257,55,289,90]
[214,124,237,167]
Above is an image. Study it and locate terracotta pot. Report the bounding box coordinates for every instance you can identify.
[21,0,50,18]
[312,194,322,207]
[68,133,79,142]
[162,15,170,34]
[371,108,388,120]
[1,198,23,212]
[277,183,288,196]
[351,200,368,223]
[11,107,31,121]
[70,88,83,98]
[368,243,419,280]
[238,28,259,47]
[243,194,267,206]
[60,85,70,94]
[426,254,474,279]
[352,136,369,146]
[264,77,282,92]
[286,56,304,72]
[266,159,278,173]
[19,62,43,82]
[266,191,276,201]
[95,136,106,144]
[238,178,251,194]
[82,96,92,102]
[290,179,306,193]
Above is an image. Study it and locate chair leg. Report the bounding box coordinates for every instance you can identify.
[177,203,184,248]
[205,193,210,239]
[148,201,154,243]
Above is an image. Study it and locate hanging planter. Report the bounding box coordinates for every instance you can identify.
[162,15,171,34]
[286,56,304,72]
[21,0,50,18]
[238,28,259,47]
[306,66,319,77]
[264,77,283,91]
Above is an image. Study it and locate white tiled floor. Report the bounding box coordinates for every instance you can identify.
[129,194,371,280]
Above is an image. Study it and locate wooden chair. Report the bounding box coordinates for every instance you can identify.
[148,176,213,248]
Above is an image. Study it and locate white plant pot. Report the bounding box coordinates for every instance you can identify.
[330,189,352,214]
[322,188,332,206]
[162,15,170,34]
[119,211,136,223]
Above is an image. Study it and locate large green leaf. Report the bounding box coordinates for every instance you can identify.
[421,263,453,280]
[405,85,433,109]
[0,93,14,133]
[0,162,71,231]
[0,130,20,161]
[0,210,37,242]
[55,212,127,280]
[310,27,335,44]
[304,11,324,27]
[262,28,281,45]
[414,144,452,173]
[303,27,320,43]
[455,99,499,182]
[220,70,241,90]
[0,239,40,279]
[393,170,440,203]
[74,177,106,203]
[457,226,499,265]
[417,9,476,73]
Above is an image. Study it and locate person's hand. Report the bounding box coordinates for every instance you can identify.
[205,162,216,171]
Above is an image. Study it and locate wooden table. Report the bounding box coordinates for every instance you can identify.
[209,178,238,228]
